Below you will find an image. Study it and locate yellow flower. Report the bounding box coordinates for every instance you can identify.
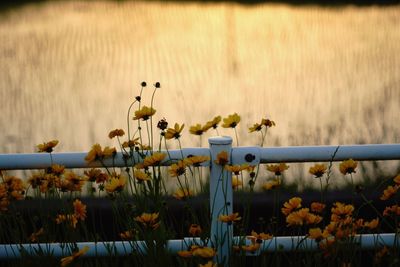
[262,179,280,191]
[29,228,44,243]
[286,208,321,226]
[134,170,151,182]
[203,116,221,131]
[383,204,400,216]
[225,164,249,175]
[308,228,326,241]
[173,188,193,200]
[169,160,188,177]
[331,202,354,222]
[339,159,358,175]
[309,164,327,178]
[199,261,217,267]
[281,197,302,216]
[85,144,103,162]
[103,146,116,158]
[55,214,78,228]
[37,140,59,153]
[122,138,140,148]
[60,246,89,267]
[133,106,156,121]
[261,118,276,128]
[310,202,326,214]
[186,155,210,167]
[165,123,185,140]
[266,163,289,176]
[249,123,262,133]
[222,113,240,128]
[84,168,107,183]
[108,129,125,139]
[105,173,126,193]
[394,174,400,184]
[177,250,193,258]
[250,230,273,241]
[134,212,160,229]
[63,171,87,192]
[218,212,241,223]
[214,151,229,166]
[380,185,399,201]
[189,124,205,135]
[192,247,216,258]
[188,224,202,236]
[364,218,379,229]
[143,152,167,167]
[232,176,243,190]
[73,199,87,221]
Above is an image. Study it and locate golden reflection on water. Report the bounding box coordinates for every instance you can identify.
[0,1,399,157]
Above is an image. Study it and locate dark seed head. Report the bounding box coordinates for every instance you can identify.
[154,82,161,88]
[141,81,147,87]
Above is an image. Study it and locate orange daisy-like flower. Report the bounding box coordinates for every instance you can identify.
[281,197,302,216]
[177,250,193,258]
[364,218,379,230]
[84,168,108,183]
[266,163,289,176]
[37,140,59,153]
[383,205,400,216]
[250,230,273,241]
[309,164,327,178]
[186,155,210,167]
[188,224,202,236]
[225,164,249,175]
[29,228,44,243]
[73,199,87,221]
[339,159,358,175]
[203,116,222,131]
[142,152,167,167]
[121,138,140,148]
[248,123,262,133]
[102,146,117,158]
[380,185,399,201]
[51,164,65,176]
[134,170,151,182]
[214,151,229,166]
[286,208,321,226]
[108,129,125,139]
[84,144,103,162]
[261,118,276,128]
[311,202,326,214]
[189,124,205,135]
[308,228,324,241]
[393,174,400,184]
[165,123,185,140]
[120,230,135,240]
[55,214,78,228]
[331,202,354,222]
[218,212,241,223]
[105,173,126,193]
[134,212,160,230]
[133,106,156,121]
[222,113,241,128]
[192,247,216,258]
[169,160,188,177]
[60,246,89,267]
[262,179,280,191]
[173,188,193,200]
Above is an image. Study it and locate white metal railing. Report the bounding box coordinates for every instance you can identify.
[1,136,400,265]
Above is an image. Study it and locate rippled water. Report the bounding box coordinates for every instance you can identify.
[0,1,399,160]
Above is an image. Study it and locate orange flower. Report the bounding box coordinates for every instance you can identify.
[37,140,59,153]
[266,163,289,176]
[203,116,221,131]
[219,212,241,223]
[165,123,185,140]
[380,185,399,201]
[192,247,216,258]
[311,202,326,214]
[102,146,116,158]
[135,212,160,230]
[108,129,125,139]
[214,151,229,166]
[133,106,156,121]
[339,159,358,175]
[55,214,78,228]
[364,218,379,229]
[186,155,210,167]
[188,224,202,236]
[281,197,302,216]
[122,138,140,148]
[308,228,324,241]
[73,199,87,221]
[250,230,273,241]
[85,144,103,162]
[309,164,327,178]
[331,202,354,220]
[248,123,262,133]
[169,160,188,177]
[222,113,240,128]
[383,205,400,216]
[394,174,400,184]
[225,164,249,175]
[60,246,89,267]
[134,170,151,182]
[262,179,280,191]
[143,152,167,167]
[105,173,126,193]
[177,250,193,258]
[189,124,205,135]
[173,188,193,200]
[120,230,134,240]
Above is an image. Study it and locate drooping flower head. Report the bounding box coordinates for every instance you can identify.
[224,164,249,175]
[218,212,241,223]
[380,185,399,201]
[249,123,262,133]
[165,123,185,140]
[133,106,156,121]
[108,129,125,139]
[203,116,221,131]
[214,151,229,166]
[281,197,302,216]
[173,188,193,200]
[186,155,210,167]
[262,178,280,191]
[261,118,276,128]
[222,113,241,128]
[189,124,205,135]
[60,246,89,267]
[134,212,160,230]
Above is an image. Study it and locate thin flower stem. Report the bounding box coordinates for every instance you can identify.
[150,87,157,152]
[234,128,239,147]
[126,99,138,142]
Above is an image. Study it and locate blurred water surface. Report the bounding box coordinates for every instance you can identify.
[0,1,399,157]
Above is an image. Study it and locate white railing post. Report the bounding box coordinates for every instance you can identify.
[209,136,233,266]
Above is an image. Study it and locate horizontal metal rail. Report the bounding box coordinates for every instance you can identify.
[1,143,400,170]
[0,234,397,259]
